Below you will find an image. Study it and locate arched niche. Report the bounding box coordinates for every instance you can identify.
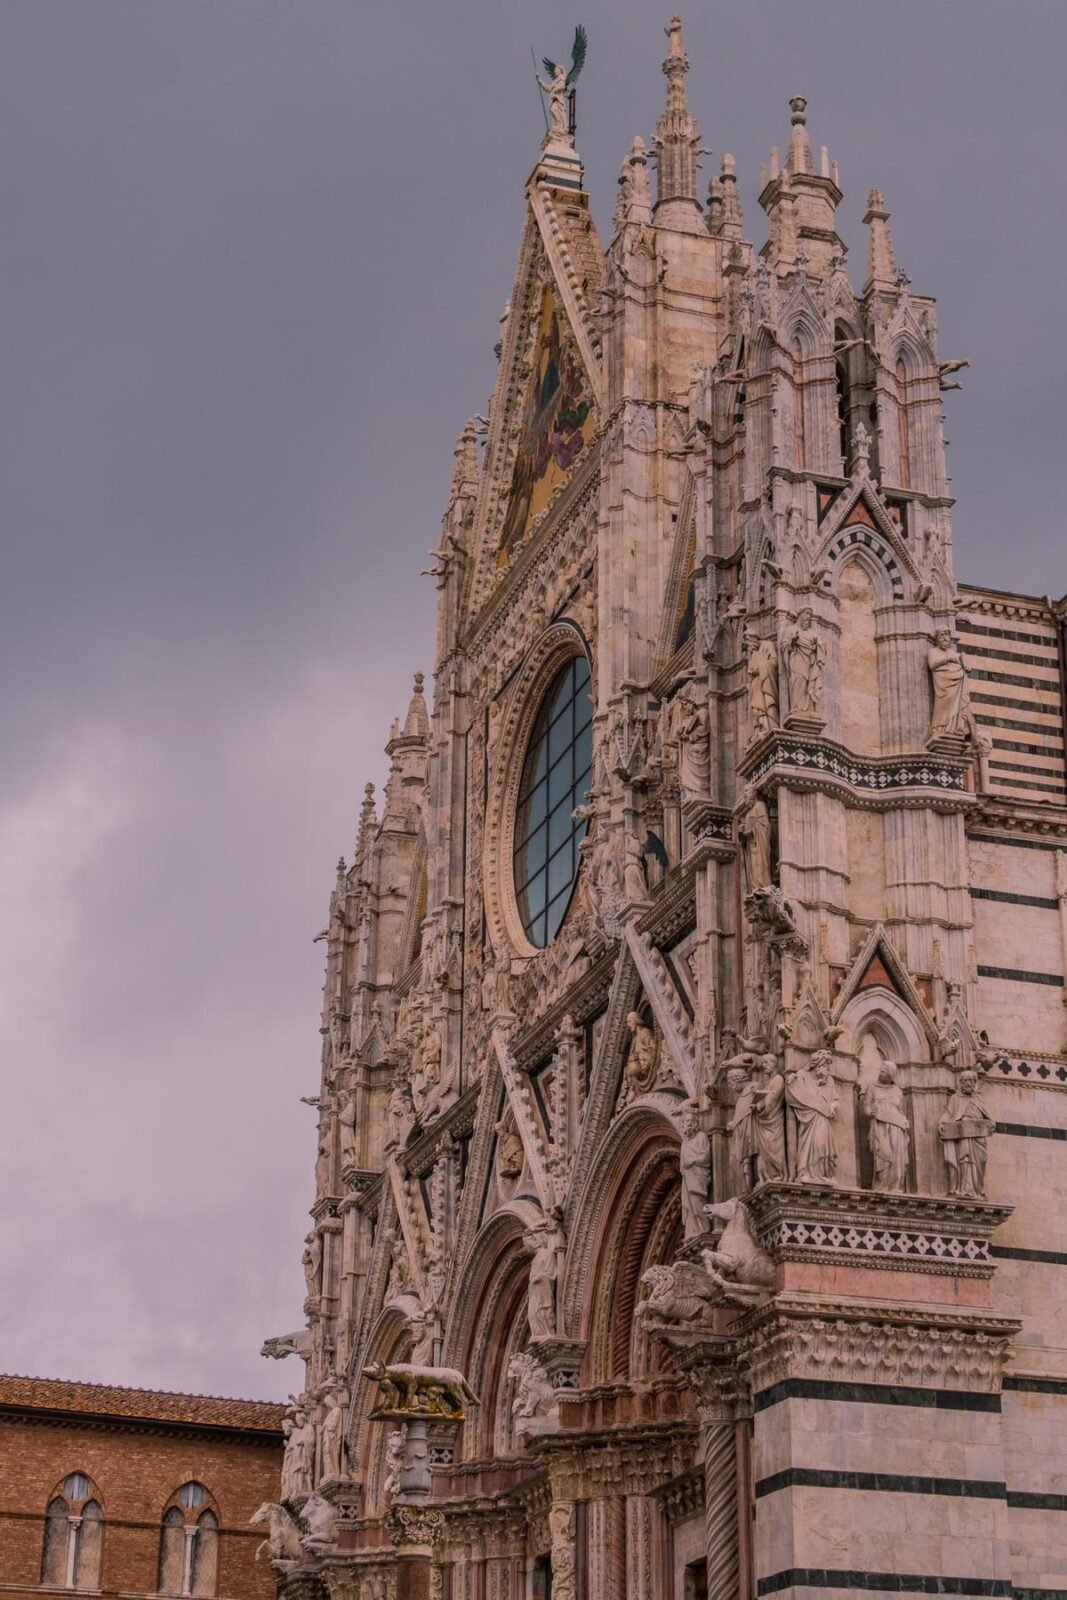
[836,988,932,1191]
[442,1204,541,1464]
[837,557,881,753]
[565,1103,683,1384]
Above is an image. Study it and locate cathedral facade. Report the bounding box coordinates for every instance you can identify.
[262,21,1067,1600]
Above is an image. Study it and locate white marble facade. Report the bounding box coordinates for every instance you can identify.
[263,20,1067,1600]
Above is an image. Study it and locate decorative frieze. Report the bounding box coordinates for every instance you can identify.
[746,1182,1012,1278]
[740,729,972,808]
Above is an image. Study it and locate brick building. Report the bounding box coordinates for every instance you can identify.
[0,1375,284,1599]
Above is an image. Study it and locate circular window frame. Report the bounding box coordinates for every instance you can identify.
[483,624,594,960]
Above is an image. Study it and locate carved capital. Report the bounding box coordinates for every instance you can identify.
[385,1504,445,1551]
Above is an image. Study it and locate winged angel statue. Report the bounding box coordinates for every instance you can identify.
[537,26,587,141]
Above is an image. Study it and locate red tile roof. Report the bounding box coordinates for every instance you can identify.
[0,1374,285,1434]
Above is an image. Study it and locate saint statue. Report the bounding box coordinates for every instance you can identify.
[526,1215,563,1340]
[339,1089,357,1166]
[738,783,772,893]
[677,693,712,800]
[319,1384,348,1482]
[494,1115,525,1181]
[785,1050,838,1184]
[385,1238,411,1304]
[679,1100,711,1237]
[785,608,826,718]
[862,1060,910,1191]
[619,1011,658,1108]
[281,1403,315,1504]
[939,1070,995,1198]
[927,630,970,739]
[745,627,780,738]
[752,1053,787,1183]
[726,1066,757,1192]
[622,831,649,902]
[302,1232,322,1300]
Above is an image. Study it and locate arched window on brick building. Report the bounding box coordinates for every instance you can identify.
[40,1473,104,1590]
[157,1482,219,1597]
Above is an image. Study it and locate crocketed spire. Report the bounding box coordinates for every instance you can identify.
[653,16,703,229]
[863,188,897,294]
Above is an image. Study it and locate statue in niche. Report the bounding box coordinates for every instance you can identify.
[862,1060,910,1192]
[939,1070,995,1198]
[677,691,712,800]
[619,1011,659,1108]
[319,1382,348,1482]
[339,1089,357,1166]
[622,830,649,902]
[385,1238,412,1304]
[382,1429,404,1503]
[784,607,826,718]
[726,1065,757,1192]
[525,1213,563,1340]
[738,783,773,893]
[679,1099,711,1237]
[751,1053,787,1182]
[314,1120,332,1195]
[494,1114,525,1182]
[387,1070,415,1150]
[280,1401,315,1504]
[482,944,513,1015]
[302,1232,322,1301]
[927,629,970,739]
[785,1050,838,1184]
[745,627,780,738]
[412,1027,443,1117]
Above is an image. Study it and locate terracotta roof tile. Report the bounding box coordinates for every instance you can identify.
[0,1374,285,1433]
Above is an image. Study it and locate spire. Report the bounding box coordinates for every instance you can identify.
[760,96,842,276]
[615,137,652,232]
[863,188,897,294]
[354,783,377,868]
[403,672,430,738]
[788,96,814,174]
[719,152,743,239]
[653,17,704,229]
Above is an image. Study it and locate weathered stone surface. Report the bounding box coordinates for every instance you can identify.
[268,21,1067,1600]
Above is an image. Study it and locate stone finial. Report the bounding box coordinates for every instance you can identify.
[628,135,652,222]
[788,95,814,173]
[451,419,479,493]
[719,152,743,239]
[863,188,897,293]
[653,15,703,224]
[403,673,430,738]
[355,782,377,863]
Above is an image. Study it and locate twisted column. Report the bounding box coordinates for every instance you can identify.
[703,1418,740,1600]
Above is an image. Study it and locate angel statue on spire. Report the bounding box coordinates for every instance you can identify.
[537,25,587,143]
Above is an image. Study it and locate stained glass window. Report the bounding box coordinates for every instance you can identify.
[514,656,593,947]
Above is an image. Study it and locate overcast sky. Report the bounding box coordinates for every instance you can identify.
[2,1,1064,1403]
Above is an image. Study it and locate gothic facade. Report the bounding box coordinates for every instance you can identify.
[262,21,1067,1600]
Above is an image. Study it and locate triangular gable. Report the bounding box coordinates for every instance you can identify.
[831,922,938,1046]
[816,477,920,585]
[462,176,604,614]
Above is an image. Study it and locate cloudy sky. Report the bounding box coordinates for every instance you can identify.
[2,1,1063,1402]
